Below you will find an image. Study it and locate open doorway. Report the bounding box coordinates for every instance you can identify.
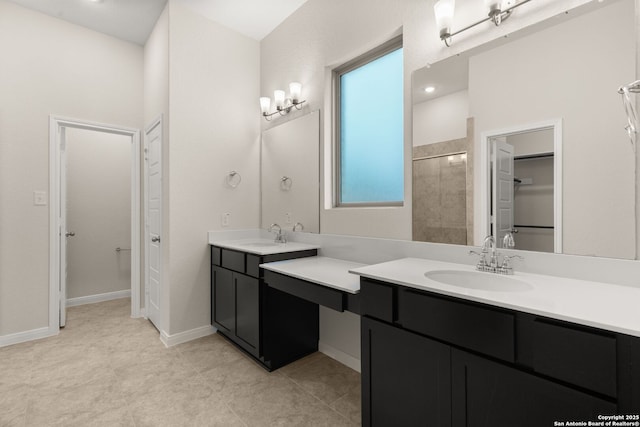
[480,119,563,254]
[49,116,141,331]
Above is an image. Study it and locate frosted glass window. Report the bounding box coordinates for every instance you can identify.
[338,45,404,205]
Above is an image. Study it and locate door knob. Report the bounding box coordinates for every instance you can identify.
[65,231,76,237]
[151,236,161,243]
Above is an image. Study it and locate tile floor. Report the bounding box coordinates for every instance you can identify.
[0,298,361,426]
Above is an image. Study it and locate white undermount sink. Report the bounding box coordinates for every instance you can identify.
[424,270,533,292]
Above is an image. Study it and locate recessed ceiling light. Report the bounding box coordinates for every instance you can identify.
[424,86,436,93]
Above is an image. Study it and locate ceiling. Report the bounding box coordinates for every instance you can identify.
[7,0,308,45]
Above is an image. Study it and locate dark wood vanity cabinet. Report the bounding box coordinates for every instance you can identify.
[362,316,451,427]
[360,278,640,427]
[211,266,260,356]
[452,349,616,427]
[210,245,318,370]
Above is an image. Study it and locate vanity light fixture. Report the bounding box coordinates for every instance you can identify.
[260,82,306,121]
[434,0,532,47]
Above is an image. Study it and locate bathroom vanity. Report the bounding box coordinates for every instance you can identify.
[351,258,640,426]
[210,240,319,370]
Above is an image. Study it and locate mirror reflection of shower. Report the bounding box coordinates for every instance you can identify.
[488,125,558,253]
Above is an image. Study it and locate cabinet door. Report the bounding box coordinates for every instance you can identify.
[235,273,260,353]
[212,266,234,333]
[452,349,616,427]
[362,316,451,427]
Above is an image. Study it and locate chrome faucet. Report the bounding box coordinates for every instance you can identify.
[268,223,286,243]
[502,232,515,249]
[482,235,498,269]
[469,235,524,275]
[498,255,524,275]
[293,222,304,232]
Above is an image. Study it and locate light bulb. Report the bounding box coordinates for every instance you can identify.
[289,82,302,103]
[434,0,455,39]
[259,97,271,115]
[485,0,504,15]
[485,0,505,25]
[274,90,286,109]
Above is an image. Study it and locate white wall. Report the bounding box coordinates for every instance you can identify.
[0,1,143,338]
[66,129,132,299]
[166,1,260,335]
[469,0,636,259]
[413,90,469,146]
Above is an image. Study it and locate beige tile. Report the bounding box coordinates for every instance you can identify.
[330,384,362,425]
[112,349,198,398]
[0,343,33,388]
[226,373,353,426]
[3,298,361,427]
[284,355,361,405]
[276,351,327,378]
[0,384,29,427]
[25,375,133,427]
[200,352,272,400]
[175,334,245,373]
[128,376,244,427]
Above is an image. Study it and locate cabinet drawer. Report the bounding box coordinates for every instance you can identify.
[399,289,515,362]
[360,279,395,323]
[532,319,617,398]
[246,254,261,278]
[221,249,245,273]
[211,246,221,266]
[264,270,345,312]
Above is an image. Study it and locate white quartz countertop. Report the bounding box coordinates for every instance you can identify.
[349,258,640,338]
[260,256,365,294]
[209,238,320,256]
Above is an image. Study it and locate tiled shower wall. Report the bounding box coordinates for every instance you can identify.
[412,118,474,245]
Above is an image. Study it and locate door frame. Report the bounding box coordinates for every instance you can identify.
[49,115,142,333]
[479,118,563,253]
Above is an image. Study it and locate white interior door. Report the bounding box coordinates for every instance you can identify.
[145,119,162,329]
[492,139,515,245]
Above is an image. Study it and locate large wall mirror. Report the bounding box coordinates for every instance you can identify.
[412,0,637,259]
[261,111,320,233]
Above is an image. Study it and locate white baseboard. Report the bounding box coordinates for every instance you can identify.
[160,324,216,347]
[0,326,58,348]
[319,341,361,373]
[67,289,131,307]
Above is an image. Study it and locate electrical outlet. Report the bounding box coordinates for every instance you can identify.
[221,213,230,227]
[285,212,292,224]
[34,191,47,206]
